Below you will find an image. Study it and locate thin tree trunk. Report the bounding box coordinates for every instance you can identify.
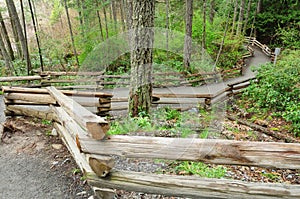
[7,4,22,59]
[95,0,104,41]
[254,0,262,37]
[231,0,239,36]
[28,0,44,71]
[0,11,14,61]
[125,0,133,30]
[129,0,155,117]
[209,0,215,24]
[102,0,109,38]
[0,33,14,75]
[236,0,245,36]
[183,0,193,70]
[119,0,126,31]
[202,0,207,53]
[165,0,169,54]
[5,0,32,75]
[64,0,80,67]
[243,0,252,34]
[214,4,232,71]
[112,0,118,33]
[76,0,84,37]
[31,0,40,31]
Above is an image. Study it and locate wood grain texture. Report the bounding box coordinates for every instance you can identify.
[48,86,109,140]
[88,170,300,199]
[80,135,300,169]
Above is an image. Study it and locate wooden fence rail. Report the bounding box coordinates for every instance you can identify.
[2,86,299,198]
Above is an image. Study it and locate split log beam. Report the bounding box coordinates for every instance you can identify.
[6,105,58,121]
[0,76,42,82]
[5,93,57,105]
[80,135,300,169]
[48,87,109,140]
[88,170,300,199]
[2,86,112,98]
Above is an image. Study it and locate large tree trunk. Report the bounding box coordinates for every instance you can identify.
[0,11,14,61]
[5,0,32,75]
[243,0,252,34]
[129,0,155,117]
[64,0,80,67]
[183,0,193,70]
[28,0,44,71]
[236,0,245,36]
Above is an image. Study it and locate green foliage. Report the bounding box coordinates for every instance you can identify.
[42,119,52,126]
[243,50,300,136]
[107,116,154,135]
[174,161,226,178]
[50,0,63,25]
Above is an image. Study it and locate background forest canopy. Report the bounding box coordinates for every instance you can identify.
[0,0,299,76]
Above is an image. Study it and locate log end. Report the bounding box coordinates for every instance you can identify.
[87,122,110,140]
[89,156,115,178]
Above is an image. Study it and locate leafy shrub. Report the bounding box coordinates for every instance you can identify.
[243,50,300,135]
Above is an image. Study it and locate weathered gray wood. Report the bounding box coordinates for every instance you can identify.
[2,86,112,98]
[153,93,213,99]
[47,86,109,140]
[54,122,93,174]
[6,105,57,121]
[88,170,300,199]
[80,135,300,169]
[5,93,57,104]
[0,76,42,82]
[87,154,115,178]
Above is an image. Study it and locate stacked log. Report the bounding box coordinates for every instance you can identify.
[2,86,113,117]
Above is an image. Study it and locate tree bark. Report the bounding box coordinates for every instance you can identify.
[76,0,84,37]
[0,11,14,61]
[0,33,14,74]
[101,0,109,38]
[183,0,193,70]
[5,0,32,75]
[125,0,133,30]
[111,0,118,32]
[202,0,207,52]
[165,0,169,54]
[28,0,44,71]
[119,0,126,31]
[236,0,245,36]
[95,0,104,40]
[64,0,80,67]
[243,0,252,34]
[231,0,239,36]
[209,0,215,24]
[129,0,155,117]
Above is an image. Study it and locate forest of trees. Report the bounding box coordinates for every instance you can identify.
[0,0,299,116]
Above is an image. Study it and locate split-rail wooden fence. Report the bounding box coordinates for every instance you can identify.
[1,86,300,199]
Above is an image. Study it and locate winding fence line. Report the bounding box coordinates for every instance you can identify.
[1,38,293,198]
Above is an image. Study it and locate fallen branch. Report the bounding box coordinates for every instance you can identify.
[226,115,299,143]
